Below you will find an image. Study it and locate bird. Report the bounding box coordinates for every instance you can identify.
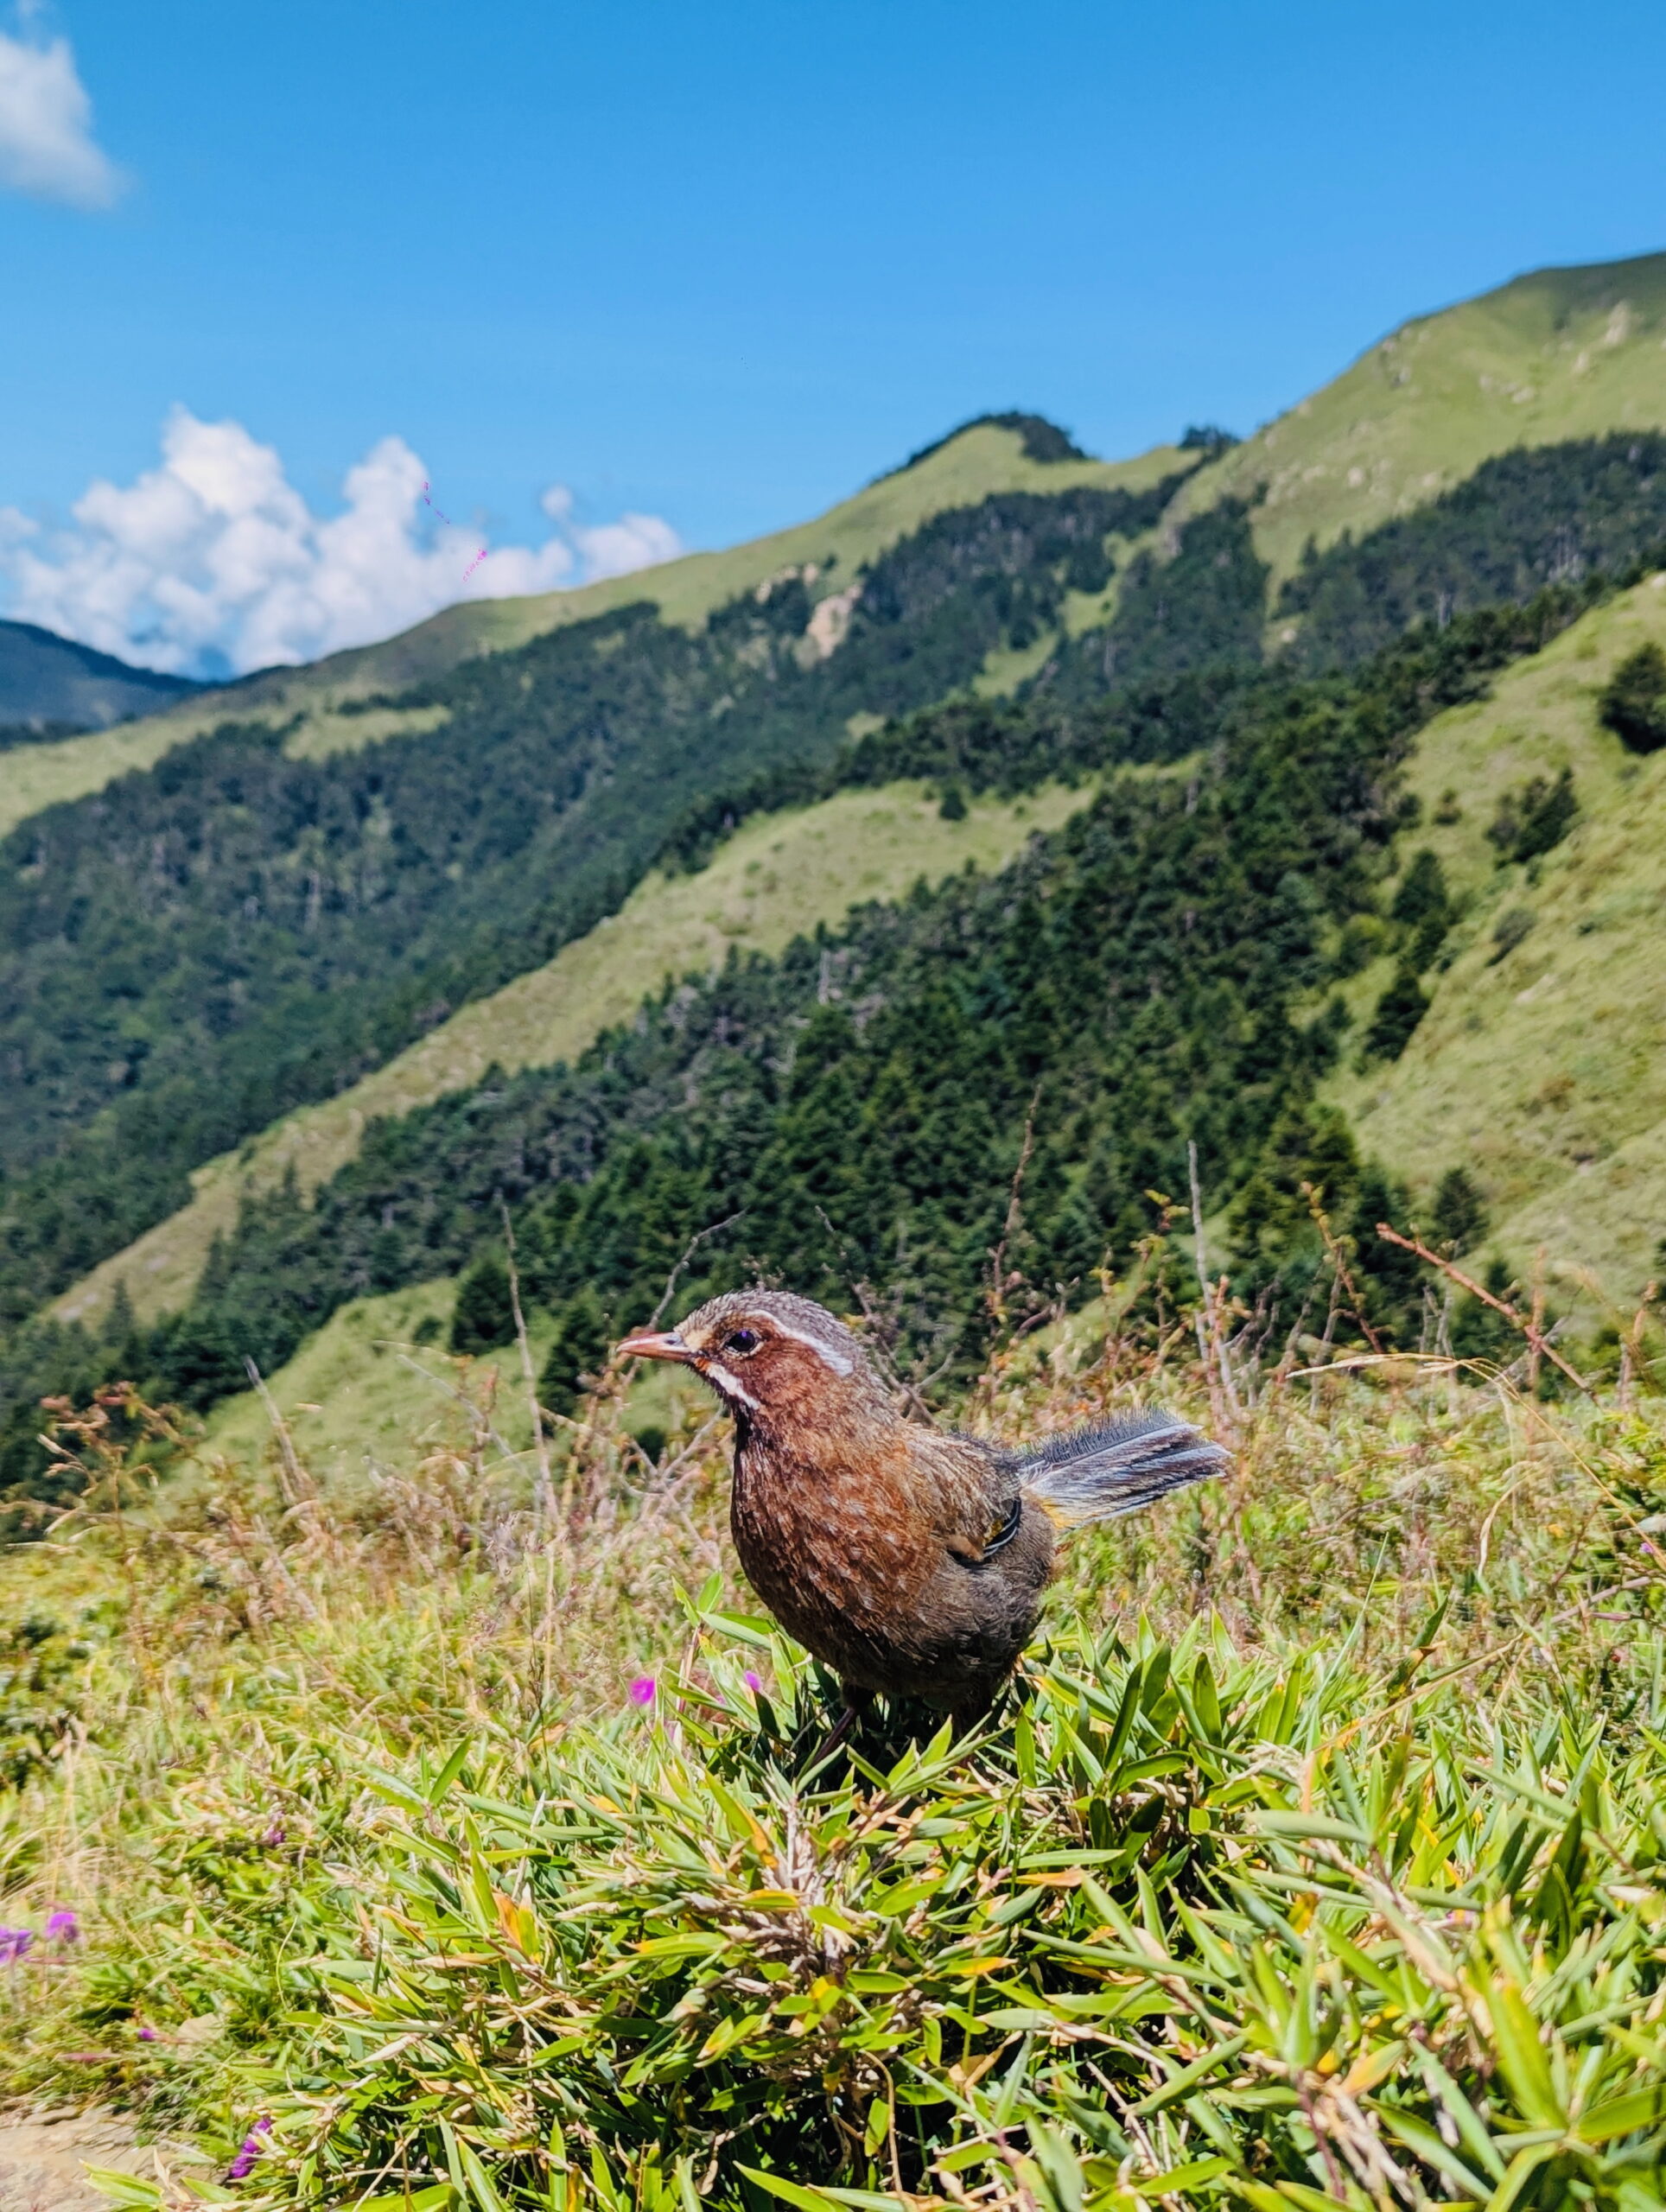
[618,1288,1229,1737]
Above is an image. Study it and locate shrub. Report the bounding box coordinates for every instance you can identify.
[448,1255,515,1357]
[1429,1164,1489,1255]
[1389,846,1450,932]
[85,1608,1666,2212]
[1490,906,1536,963]
[1389,846,1453,967]
[538,1285,611,1419]
[1598,640,1666,753]
[1363,961,1430,1060]
[1487,766,1579,864]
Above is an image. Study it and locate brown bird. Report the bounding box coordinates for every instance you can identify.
[619,1289,1228,1735]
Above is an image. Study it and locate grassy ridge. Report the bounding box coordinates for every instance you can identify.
[54,782,1091,1330]
[1174,251,1666,587]
[14,244,1666,839]
[0,427,1179,832]
[4,1305,1665,2209]
[1330,573,1666,1305]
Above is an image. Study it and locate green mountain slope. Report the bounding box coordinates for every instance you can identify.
[0,423,1179,835]
[30,603,1561,1436]
[193,575,1666,1471]
[10,249,1664,842]
[1328,571,1666,1306]
[0,618,200,737]
[1171,251,1666,586]
[0,467,1191,1332]
[54,779,1093,1329]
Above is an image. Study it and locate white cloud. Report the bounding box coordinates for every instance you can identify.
[537,484,684,581]
[0,26,123,207]
[0,409,684,677]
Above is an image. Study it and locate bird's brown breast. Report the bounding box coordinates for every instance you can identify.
[728,1415,1051,1699]
[731,1424,945,1657]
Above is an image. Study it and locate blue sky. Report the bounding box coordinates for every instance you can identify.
[3,0,1665,671]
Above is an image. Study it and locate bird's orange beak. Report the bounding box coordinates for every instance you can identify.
[616,1327,695,1364]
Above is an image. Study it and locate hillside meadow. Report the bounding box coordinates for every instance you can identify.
[1,1264,1664,2210]
[1169,251,1666,585]
[1331,572,1666,1306]
[61,568,1666,1489]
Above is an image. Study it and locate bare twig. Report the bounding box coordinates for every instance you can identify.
[1374,1223,1591,1394]
[393,1352,525,1466]
[243,1356,315,1508]
[646,1212,745,1331]
[1302,1184,1385,1355]
[987,1083,1042,1328]
[1188,1140,1240,1424]
[499,1200,557,1527]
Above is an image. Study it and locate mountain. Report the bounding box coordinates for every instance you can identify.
[29,596,1571,1457]
[5,249,1666,1502]
[0,455,1201,1333]
[137,573,1666,1482]
[0,617,200,740]
[0,423,1180,839]
[1329,570,1666,1306]
[9,251,1666,834]
[52,779,1093,1329]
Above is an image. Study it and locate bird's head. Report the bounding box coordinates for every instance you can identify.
[617,1289,889,1431]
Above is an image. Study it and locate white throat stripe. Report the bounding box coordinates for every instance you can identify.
[705,1363,762,1410]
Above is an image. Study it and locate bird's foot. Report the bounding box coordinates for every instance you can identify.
[807,1689,873,1772]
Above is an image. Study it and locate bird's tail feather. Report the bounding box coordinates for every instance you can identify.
[1018,1411,1228,1528]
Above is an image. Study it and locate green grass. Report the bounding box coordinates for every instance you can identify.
[55,780,1094,1331]
[5,1303,1666,2209]
[1173,251,1666,588]
[199,1284,734,1482]
[1324,571,1666,1309]
[197,1281,506,1487]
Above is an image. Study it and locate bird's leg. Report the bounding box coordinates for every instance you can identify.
[951,1685,1001,1745]
[812,1686,874,1767]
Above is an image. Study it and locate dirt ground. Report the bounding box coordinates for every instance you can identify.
[0,2114,175,2212]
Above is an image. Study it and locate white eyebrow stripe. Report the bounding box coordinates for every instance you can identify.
[769,1323,854,1376]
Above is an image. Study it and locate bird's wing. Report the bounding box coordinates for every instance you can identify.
[1016,1411,1228,1528]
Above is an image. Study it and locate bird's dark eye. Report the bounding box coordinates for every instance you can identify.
[723,1327,762,1357]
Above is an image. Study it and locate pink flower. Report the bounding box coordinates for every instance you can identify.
[629,1676,656,1707]
[744,1671,762,1693]
[137,2026,158,2043]
[46,1909,79,1942]
[226,2118,271,2181]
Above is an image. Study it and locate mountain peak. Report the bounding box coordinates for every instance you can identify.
[888,411,1091,478]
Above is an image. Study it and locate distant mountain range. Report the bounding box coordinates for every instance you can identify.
[3,246,1666,1500]
[0,618,201,741]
